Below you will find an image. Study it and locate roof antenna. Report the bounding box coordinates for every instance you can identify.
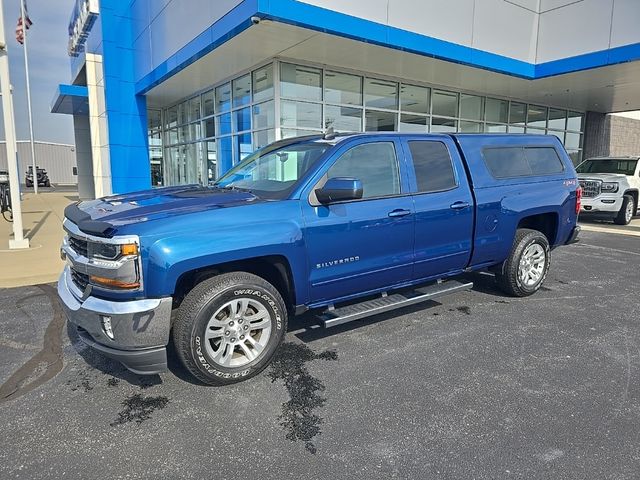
[323,126,336,140]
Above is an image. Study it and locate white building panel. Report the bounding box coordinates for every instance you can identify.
[300,0,389,25]
[610,0,640,48]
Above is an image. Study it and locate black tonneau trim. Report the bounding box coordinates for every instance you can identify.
[64,203,113,237]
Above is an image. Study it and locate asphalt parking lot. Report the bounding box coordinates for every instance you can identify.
[0,230,639,479]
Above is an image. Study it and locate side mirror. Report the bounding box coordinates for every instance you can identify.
[315,177,363,204]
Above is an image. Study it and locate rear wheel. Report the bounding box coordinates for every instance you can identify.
[614,195,635,225]
[496,228,550,297]
[172,272,287,385]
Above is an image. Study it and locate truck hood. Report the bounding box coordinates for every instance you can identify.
[577,173,628,182]
[64,185,261,236]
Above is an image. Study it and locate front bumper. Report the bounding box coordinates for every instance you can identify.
[580,195,623,215]
[58,266,172,375]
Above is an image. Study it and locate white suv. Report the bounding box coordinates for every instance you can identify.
[576,157,639,225]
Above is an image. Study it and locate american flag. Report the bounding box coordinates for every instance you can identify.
[16,1,33,45]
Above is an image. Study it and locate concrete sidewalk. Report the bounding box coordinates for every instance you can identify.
[0,192,76,288]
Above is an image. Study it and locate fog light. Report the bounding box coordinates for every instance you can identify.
[101,315,114,339]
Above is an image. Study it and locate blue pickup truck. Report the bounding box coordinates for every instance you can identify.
[58,133,581,385]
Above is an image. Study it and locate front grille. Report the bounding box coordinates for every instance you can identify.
[68,235,88,258]
[70,269,90,291]
[579,180,601,198]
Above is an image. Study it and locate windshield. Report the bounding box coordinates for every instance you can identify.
[213,140,330,199]
[576,158,638,175]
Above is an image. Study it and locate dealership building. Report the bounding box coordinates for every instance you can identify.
[51,0,640,199]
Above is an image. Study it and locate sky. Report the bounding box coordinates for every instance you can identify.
[1,0,74,144]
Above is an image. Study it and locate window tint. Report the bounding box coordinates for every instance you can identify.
[328,142,400,198]
[408,141,457,193]
[483,146,564,178]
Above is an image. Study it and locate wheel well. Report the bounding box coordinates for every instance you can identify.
[517,213,558,245]
[173,255,296,312]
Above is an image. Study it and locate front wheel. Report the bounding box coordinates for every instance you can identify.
[496,228,551,297]
[172,272,287,385]
[614,195,635,225]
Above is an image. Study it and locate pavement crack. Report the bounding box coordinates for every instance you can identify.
[267,341,338,454]
[0,284,66,404]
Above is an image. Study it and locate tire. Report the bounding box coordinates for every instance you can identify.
[496,228,551,297]
[614,195,635,225]
[25,180,32,188]
[44,180,51,188]
[172,272,287,385]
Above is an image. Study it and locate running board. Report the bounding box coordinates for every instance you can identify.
[318,280,473,328]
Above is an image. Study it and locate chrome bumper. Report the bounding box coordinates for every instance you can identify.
[57,266,172,375]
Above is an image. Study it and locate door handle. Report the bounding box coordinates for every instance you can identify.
[388,209,412,218]
[450,201,470,210]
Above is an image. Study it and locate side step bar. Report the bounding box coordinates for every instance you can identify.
[317,280,473,328]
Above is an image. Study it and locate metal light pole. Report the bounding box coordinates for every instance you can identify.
[19,0,36,194]
[0,0,29,249]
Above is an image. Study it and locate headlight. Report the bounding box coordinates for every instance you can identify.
[87,241,141,289]
[88,242,139,260]
[601,182,619,193]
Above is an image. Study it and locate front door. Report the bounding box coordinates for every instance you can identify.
[301,138,415,304]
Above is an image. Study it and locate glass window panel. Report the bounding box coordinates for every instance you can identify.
[459,121,482,133]
[205,141,217,184]
[365,110,397,131]
[431,117,457,132]
[215,83,232,112]
[253,129,275,149]
[203,117,215,138]
[234,133,253,164]
[508,125,525,133]
[325,105,362,131]
[567,149,582,166]
[167,128,179,145]
[233,74,251,108]
[527,105,547,127]
[281,100,322,129]
[281,129,322,139]
[253,100,275,130]
[460,94,483,120]
[253,64,274,103]
[187,97,201,122]
[548,108,567,130]
[217,112,232,136]
[280,63,322,101]
[548,130,564,143]
[509,102,526,125]
[485,123,507,133]
[432,90,458,118]
[182,142,200,184]
[202,90,215,117]
[399,114,428,133]
[526,127,546,135]
[328,142,400,198]
[179,124,190,142]
[325,71,362,105]
[483,147,530,178]
[567,112,584,131]
[485,98,508,123]
[364,78,398,110]
[234,107,251,132]
[565,132,582,150]
[524,147,564,175]
[177,102,187,125]
[218,136,233,174]
[166,106,178,128]
[148,110,161,130]
[409,141,457,193]
[400,84,430,114]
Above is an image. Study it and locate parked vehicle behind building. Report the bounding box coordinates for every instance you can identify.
[25,166,51,188]
[576,156,639,225]
[58,133,581,385]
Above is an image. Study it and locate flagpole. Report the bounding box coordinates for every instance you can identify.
[19,0,37,194]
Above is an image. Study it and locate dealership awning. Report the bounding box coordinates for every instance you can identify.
[50,84,89,115]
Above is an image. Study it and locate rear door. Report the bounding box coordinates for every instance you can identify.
[301,137,415,304]
[401,137,474,281]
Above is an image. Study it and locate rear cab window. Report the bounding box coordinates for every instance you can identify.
[482,146,564,179]
[407,141,457,193]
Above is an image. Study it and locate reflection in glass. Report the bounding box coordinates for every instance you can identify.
[218,136,233,173]
[234,133,253,164]
[509,102,526,125]
[460,94,483,120]
[203,117,215,138]
[432,90,458,118]
[431,117,457,132]
[281,100,322,129]
[325,105,362,131]
[234,107,252,132]
[280,63,322,101]
[399,114,428,133]
[253,129,275,149]
[459,121,481,133]
[217,113,232,136]
[548,109,566,130]
[253,64,274,103]
[202,90,215,117]
[484,123,507,133]
[187,97,201,122]
[281,129,322,139]
[215,83,232,112]
[400,84,430,114]
[527,105,547,127]
[508,125,525,133]
[325,71,362,105]
[364,79,398,110]
[205,140,217,184]
[567,112,583,131]
[485,98,508,123]
[365,110,397,131]
[565,132,582,150]
[233,74,251,108]
[253,101,275,130]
